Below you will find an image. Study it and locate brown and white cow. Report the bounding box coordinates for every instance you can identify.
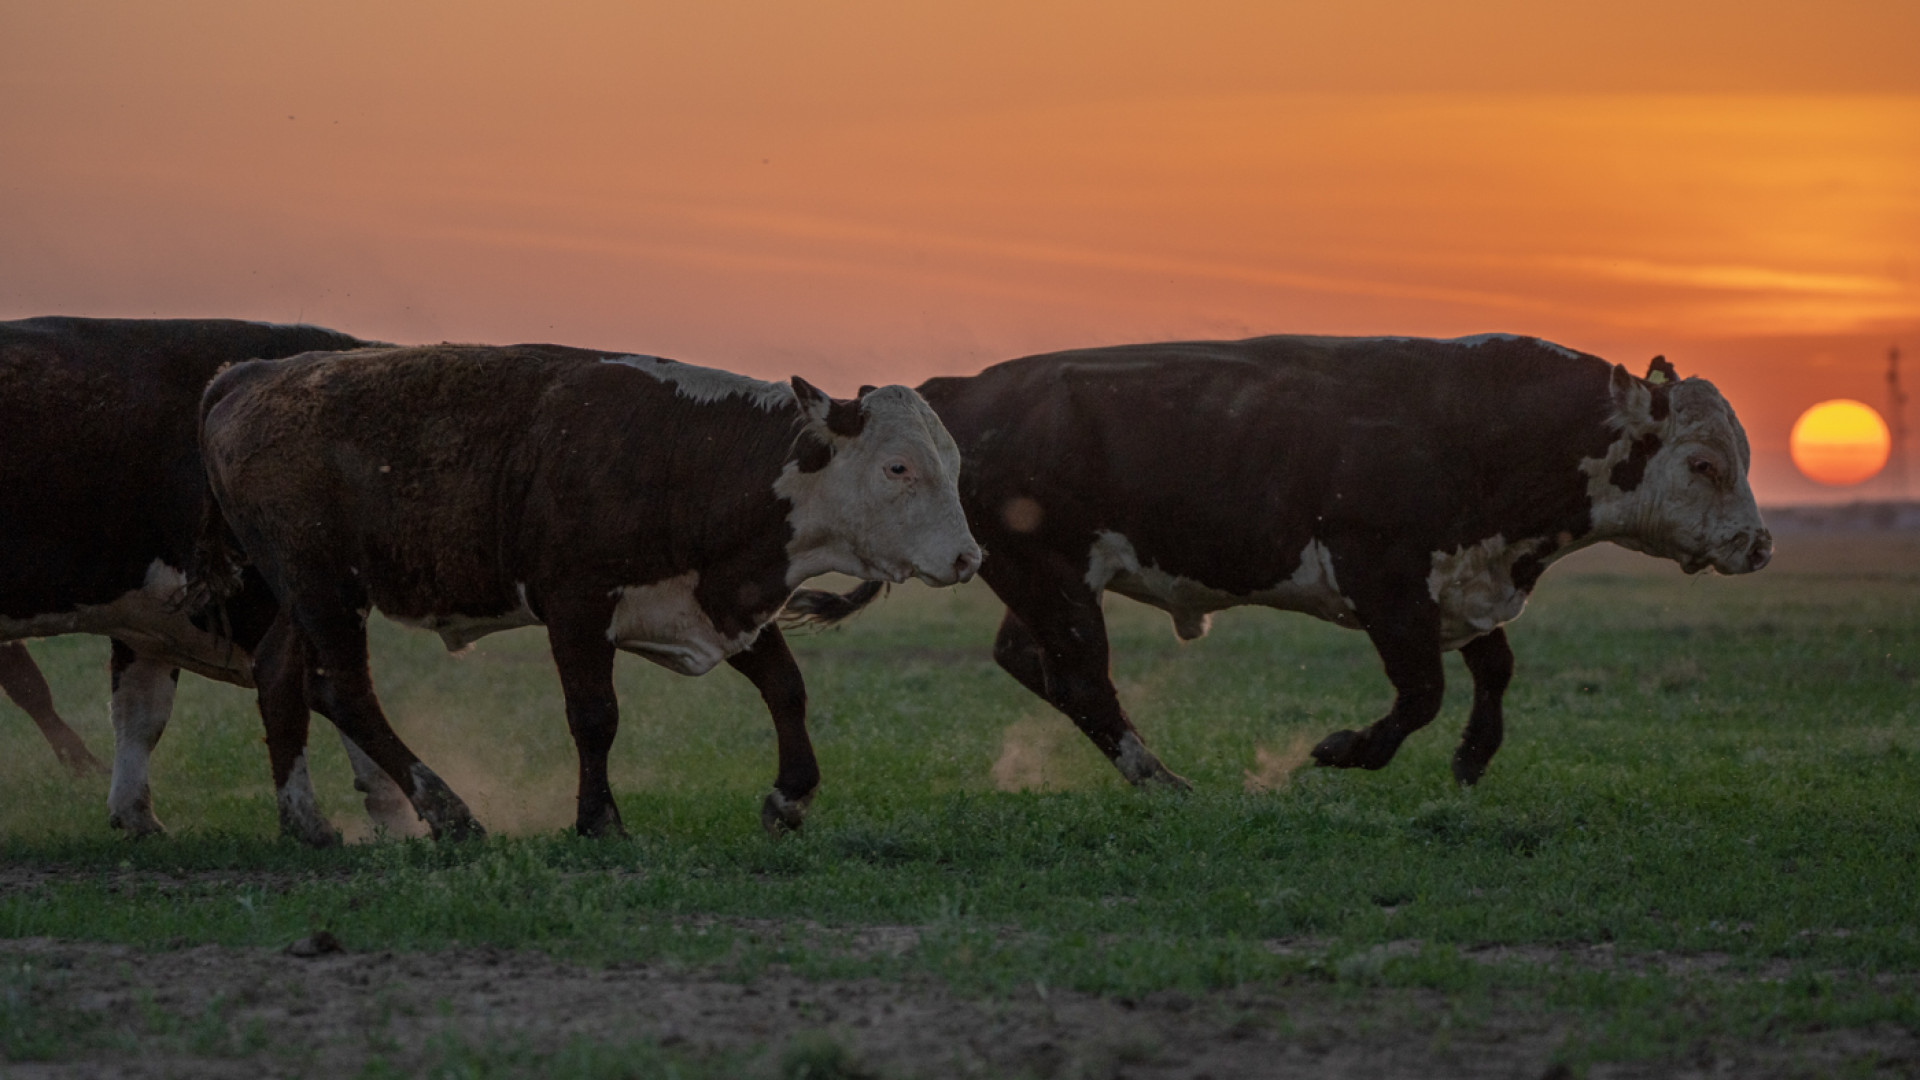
[790,334,1772,788]
[199,344,981,841]
[0,317,401,832]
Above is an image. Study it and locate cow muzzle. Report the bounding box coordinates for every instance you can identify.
[916,545,983,587]
[1745,529,1773,572]
[1707,528,1773,575]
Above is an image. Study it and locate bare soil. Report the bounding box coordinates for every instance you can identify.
[4,937,1916,1079]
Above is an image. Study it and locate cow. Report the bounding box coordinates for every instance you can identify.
[0,316,408,834]
[788,334,1773,788]
[197,343,982,841]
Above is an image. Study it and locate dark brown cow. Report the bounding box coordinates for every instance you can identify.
[0,316,393,832]
[199,344,981,841]
[791,334,1773,787]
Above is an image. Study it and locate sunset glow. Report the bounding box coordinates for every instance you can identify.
[2,2,1916,504]
[1790,400,1892,486]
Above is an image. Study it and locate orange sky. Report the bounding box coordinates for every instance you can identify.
[3,2,1917,504]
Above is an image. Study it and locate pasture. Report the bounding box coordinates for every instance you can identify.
[2,532,1917,1078]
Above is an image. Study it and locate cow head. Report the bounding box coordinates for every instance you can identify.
[775,378,982,588]
[1583,357,1773,575]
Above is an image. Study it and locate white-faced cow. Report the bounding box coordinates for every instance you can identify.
[198,344,981,841]
[790,334,1773,788]
[0,316,402,832]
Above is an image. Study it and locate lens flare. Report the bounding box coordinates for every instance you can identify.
[1789,400,1890,486]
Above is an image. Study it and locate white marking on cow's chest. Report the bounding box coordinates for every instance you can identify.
[606,571,765,676]
[1084,532,1360,640]
[602,354,791,410]
[0,559,254,685]
[1426,535,1544,649]
[386,584,540,652]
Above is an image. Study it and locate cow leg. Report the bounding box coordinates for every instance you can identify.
[985,564,1190,790]
[295,600,483,841]
[1311,585,1445,771]
[989,608,1051,702]
[727,626,818,835]
[338,732,424,837]
[1451,628,1513,786]
[253,617,338,847]
[0,642,105,777]
[105,640,178,836]
[546,604,626,838]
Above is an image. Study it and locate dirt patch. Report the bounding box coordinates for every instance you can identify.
[3,938,1915,1079]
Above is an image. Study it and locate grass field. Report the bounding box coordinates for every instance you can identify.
[2,532,1917,1077]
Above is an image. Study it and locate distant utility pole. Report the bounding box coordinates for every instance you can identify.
[1890,345,1909,499]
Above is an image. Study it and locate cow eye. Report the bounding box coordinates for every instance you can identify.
[1690,458,1719,481]
[887,463,909,477]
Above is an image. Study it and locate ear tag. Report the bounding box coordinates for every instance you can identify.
[1646,370,1668,385]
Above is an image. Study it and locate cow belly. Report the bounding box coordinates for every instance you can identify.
[1088,531,1360,639]
[0,559,255,686]
[606,571,762,676]
[381,582,541,651]
[1427,536,1540,650]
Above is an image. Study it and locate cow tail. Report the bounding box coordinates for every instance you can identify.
[179,487,249,634]
[183,368,254,615]
[780,581,887,628]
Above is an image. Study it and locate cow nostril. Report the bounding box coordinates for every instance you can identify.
[1749,533,1773,571]
[954,550,982,582]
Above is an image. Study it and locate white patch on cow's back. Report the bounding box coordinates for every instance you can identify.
[1441,333,1583,359]
[606,571,764,676]
[1086,532,1359,639]
[602,354,791,411]
[0,559,254,686]
[1426,535,1547,650]
[385,583,540,652]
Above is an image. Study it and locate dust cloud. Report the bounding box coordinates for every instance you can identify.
[990,715,1084,792]
[1243,734,1315,793]
[338,704,578,842]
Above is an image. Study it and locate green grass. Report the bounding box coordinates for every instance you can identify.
[2,533,1917,1070]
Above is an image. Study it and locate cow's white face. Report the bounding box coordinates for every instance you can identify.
[776,381,982,588]
[1585,363,1773,575]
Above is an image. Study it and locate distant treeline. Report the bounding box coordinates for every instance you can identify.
[1765,500,1920,533]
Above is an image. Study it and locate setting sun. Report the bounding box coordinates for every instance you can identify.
[1790,399,1892,486]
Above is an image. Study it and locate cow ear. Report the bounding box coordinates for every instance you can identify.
[857,384,877,398]
[1609,363,1660,432]
[1610,363,1637,396]
[790,376,832,424]
[1645,355,1679,385]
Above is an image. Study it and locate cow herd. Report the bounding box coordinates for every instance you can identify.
[1,318,1772,844]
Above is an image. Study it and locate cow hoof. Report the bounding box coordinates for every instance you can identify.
[761,789,813,836]
[107,792,166,838]
[576,803,627,839]
[407,763,484,841]
[1137,764,1193,792]
[108,813,167,838]
[282,818,344,848]
[57,743,108,780]
[1450,754,1490,787]
[1113,732,1189,790]
[364,793,427,839]
[1310,729,1369,769]
[277,802,343,848]
[431,815,487,843]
